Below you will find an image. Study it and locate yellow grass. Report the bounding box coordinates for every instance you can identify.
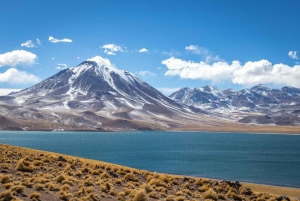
[1,143,299,201]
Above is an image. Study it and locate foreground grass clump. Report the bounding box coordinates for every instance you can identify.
[0,144,298,201]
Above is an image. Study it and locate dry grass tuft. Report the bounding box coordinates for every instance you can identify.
[0,174,12,185]
[29,192,41,199]
[202,188,218,200]
[133,190,148,201]
[0,190,15,201]
[175,195,185,201]
[15,158,34,172]
[124,173,138,182]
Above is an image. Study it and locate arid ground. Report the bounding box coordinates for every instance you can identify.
[0,144,299,201]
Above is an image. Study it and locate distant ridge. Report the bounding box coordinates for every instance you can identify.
[170,84,300,126]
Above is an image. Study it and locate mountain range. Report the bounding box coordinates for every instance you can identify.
[0,57,299,132]
[169,84,300,126]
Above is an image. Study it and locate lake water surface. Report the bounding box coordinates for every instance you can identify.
[0,131,299,188]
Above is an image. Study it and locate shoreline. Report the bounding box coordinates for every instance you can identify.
[1,143,300,201]
[0,129,300,135]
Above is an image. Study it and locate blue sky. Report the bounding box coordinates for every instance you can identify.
[1,0,300,95]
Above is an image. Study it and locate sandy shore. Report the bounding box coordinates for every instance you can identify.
[0,143,299,201]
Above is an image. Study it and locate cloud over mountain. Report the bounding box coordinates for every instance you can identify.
[0,68,40,84]
[162,57,300,87]
[101,44,125,55]
[0,50,37,67]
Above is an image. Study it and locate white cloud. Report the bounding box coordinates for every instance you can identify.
[288,51,298,59]
[36,38,42,46]
[21,40,36,48]
[77,57,80,59]
[55,63,68,70]
[49,36,72,43]
[58,63,67,67]
[101,44,125,55]
[55,67,67,70]
[0,68,40,84]
[87,56,113,67]
[137,71,156,77]
[106,51,116,55]
[156,87,181,96]
[52,57,55,60]
[0,89,21,96]
[185,45,222,63]
[0,50,37,67]
[162,57,300,87]
[138,48,148,53]
[0,88,21,96]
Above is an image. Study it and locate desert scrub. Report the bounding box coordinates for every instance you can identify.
[141,183,154,193]
[34,183,44,191]
[201,178,211,184]
[148,191,158,199]
[158,174,172,183]
[15,158,34,172]
[133,190,148,201]
[239,186,253,195]
[202,188,218,201]
[194,178,202,185]
[10,185,25,194]
[124,173,138,182]
[87,193,101,201]
[226,190,243,201]
[175,195,185,201]
[0,190,16,201]
[100,171,109,179]
[199,184,210,192]
[214,185,225,192]
[22,178,34,188]
[48,183,60,191]
[29,192,41,200]
[55,173,67,183]
[0,174,12,184]
[166,195,175,201]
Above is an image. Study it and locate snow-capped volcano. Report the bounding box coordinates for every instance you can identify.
[1,56,211,131]
[12,56,182,111]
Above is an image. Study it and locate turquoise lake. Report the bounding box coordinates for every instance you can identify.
[0,131,299,188]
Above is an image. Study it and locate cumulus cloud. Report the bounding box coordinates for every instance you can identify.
[138,48,148,53]
[101,44,125,55]
[21,40,36,48]
[0,68,40,84]
[49,36,72,43]
[21,39,42,48]
[162,57,300,87]
[0,50,37,67]
[137,71,156,77]
[0,89,21,96]
[185,45,222,63]
[288,51,298,59]
[87,56,113,67]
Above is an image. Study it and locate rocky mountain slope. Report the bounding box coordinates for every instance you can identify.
[170,85,300,126]
[0,57,216,131]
